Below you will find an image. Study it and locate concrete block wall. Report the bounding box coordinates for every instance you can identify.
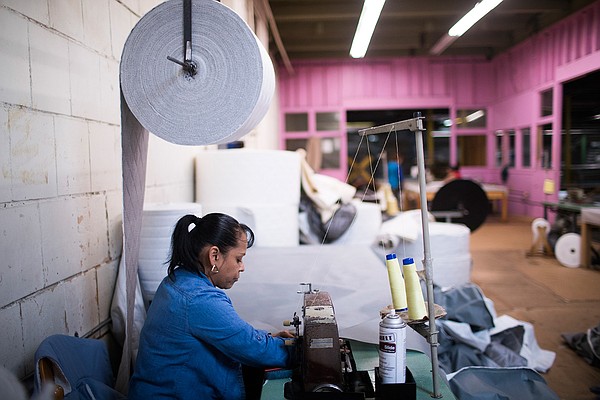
[0,0,209,380]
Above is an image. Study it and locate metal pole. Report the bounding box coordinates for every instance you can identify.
[414,117,442,398]
[359,113,442,398]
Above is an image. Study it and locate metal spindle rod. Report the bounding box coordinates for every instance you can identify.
[359,113,442,398]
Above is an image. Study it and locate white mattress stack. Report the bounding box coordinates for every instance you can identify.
[195,149,301,247]
[138,202,203,308]
[400,222,471,288]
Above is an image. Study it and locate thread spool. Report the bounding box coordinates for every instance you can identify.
[385,253,408,312]
[402,257,427,320]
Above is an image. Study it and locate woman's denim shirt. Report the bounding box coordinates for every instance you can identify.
[129,268,292,399]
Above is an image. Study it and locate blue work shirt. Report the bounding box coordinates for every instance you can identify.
[129,268,292,399]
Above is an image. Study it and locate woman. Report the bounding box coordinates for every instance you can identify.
[129,213,293,399]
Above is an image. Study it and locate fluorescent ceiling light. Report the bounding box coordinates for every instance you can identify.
[430,33,457,55]
[465,110,485,122]
[449,0,503,37]
[430,0,503,55]
[350,0,386,58]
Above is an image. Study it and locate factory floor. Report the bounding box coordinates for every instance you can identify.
[470,216,600,400]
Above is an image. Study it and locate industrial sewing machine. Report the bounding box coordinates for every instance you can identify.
[283,286,374,399]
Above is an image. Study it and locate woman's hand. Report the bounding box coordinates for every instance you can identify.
[271,330,295,338]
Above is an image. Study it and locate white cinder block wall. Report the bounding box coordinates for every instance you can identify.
[0,0,276,381]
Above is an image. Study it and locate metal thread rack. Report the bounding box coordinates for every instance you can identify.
[358,112,442,398]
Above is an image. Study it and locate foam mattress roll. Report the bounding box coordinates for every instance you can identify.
[426,254,472,288]
[195,149,301,205]
[401,221,470,259]
[120,0,274,145]
[141,202,203,231]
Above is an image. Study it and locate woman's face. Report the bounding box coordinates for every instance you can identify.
[210,233,248,289]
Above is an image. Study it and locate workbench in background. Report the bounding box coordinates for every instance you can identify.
[403,180,508,222]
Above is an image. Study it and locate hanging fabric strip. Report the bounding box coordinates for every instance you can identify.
[117,0,275,391]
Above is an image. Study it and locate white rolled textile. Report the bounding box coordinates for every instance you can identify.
[378,209,435,242]
[555,233,581,268]
[396,221,470,259]
[141,202,203,234]
[531,218,551,244]
[427,254,472,289]
[374,221,472,288]
[138,202,203,307]
[120,0,274,145]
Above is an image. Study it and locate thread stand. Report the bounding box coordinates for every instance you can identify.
[359,113,443,398]
[526,225,554,257]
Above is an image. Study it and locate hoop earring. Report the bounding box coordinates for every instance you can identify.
[211,265,219,273]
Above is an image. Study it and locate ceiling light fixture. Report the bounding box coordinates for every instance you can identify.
[430,0,503,55]
[350,0,386,59]
[465,109,485,122]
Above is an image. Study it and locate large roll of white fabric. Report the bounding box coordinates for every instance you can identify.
[400,221,470,259]
[120,0,274,145]
[374,220,472,287]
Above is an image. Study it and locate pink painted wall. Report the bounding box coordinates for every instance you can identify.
[277,0,600,219]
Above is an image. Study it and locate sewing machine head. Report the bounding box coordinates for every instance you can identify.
[284,287,374,399]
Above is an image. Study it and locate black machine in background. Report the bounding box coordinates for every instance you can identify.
[430,179,489,231]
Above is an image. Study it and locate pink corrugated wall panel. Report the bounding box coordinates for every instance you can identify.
[493,0,600,101]
[281,57,495,108]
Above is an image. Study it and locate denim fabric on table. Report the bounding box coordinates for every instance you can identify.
[129,268,292,399]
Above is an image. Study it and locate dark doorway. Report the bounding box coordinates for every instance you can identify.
[561,69,600,194]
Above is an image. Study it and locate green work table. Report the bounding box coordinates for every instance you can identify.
[261,340,456,399]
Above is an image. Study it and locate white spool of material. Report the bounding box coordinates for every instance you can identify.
[120,0,274,145]
[531,218,551,243]
[555,233,581,268]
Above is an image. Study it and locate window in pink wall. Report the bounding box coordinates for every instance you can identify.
[541,89,553,117]
[283,110,344,176]
[522,127,532,168]
[538,124,553,169]
[495,131,504,167]
[285,113,308,131]
[508,129,516,167]
[316,112,339,131]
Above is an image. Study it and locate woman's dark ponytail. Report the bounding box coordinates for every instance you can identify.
[167,213,254,278]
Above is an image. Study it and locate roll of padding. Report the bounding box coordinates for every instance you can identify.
[120,0,274,145]
[555,233,581,268]
[531,218,551,244]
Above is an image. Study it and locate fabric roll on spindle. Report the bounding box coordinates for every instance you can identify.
[117,0,275,392]
[120,0,275,146]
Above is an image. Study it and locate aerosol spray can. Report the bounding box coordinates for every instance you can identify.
[378,310,407,384]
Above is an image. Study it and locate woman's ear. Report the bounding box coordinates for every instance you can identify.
[210,246,220,262]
